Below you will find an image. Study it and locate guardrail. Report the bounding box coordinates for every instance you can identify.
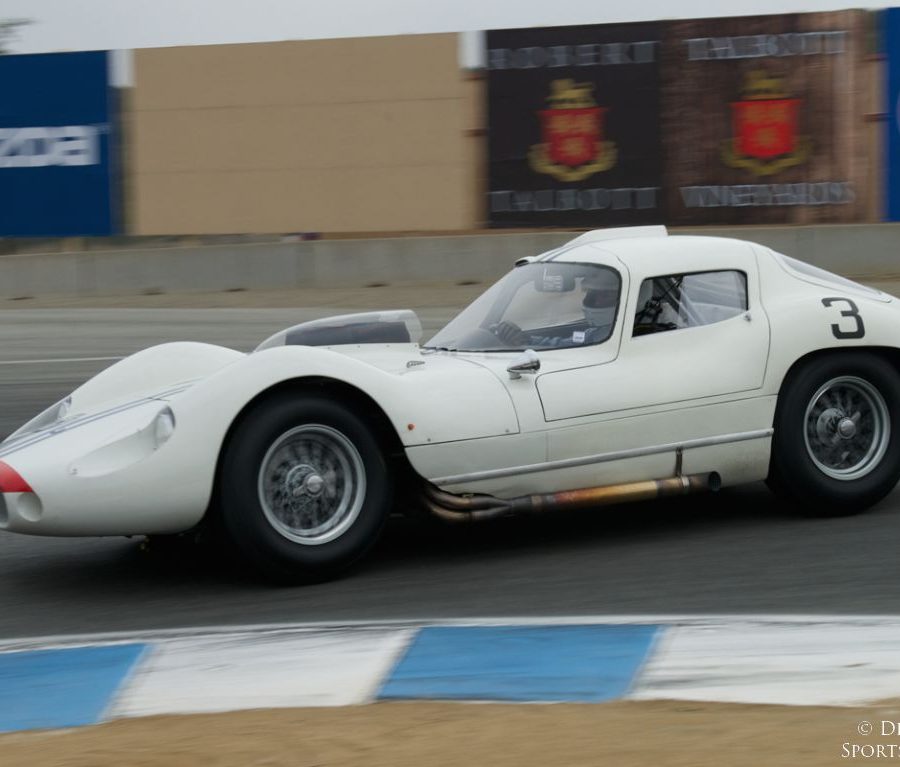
[0,224,896,300]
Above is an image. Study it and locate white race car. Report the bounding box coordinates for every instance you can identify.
[1,226,898,581]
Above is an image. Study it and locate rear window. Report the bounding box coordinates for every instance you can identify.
[777,254,883,298]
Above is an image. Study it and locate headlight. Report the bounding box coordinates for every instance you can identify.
[153,407,176,447]
[56,397,72,420]
[4,396,72,442]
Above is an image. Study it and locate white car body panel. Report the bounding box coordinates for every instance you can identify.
[755,247,896,393]
[1,227,898,539]
[537,315,769,420]
[407,395,776,498]
[0,342,519,535]
[4,400,199,535]
[69,342,244,414]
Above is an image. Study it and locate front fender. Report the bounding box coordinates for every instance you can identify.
[157,344,520,528]
[172,344,519,449]
[0,344,519,536]
[69,342,244,414]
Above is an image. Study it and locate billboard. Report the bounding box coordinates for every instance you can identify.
[887,8,900,221]
[663,11,869,226]
[486,23,664,228]
[0,51,118,237]
[487,12,872,228]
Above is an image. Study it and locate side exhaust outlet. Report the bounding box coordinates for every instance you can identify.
[424,472,721,524]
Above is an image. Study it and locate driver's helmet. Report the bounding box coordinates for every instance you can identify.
[581,269,619,328]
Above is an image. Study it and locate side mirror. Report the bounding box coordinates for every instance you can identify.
[507,349,541,380]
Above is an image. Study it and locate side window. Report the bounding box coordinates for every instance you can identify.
[633,270,747,337]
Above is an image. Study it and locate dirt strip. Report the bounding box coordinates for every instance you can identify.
[3,700,900,767]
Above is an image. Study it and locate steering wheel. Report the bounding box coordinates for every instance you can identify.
[489,321,528,346]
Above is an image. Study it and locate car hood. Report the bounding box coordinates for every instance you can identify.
[24,311,430,428]
[3,316,519,450]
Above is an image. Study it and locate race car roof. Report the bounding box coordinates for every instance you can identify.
[536,231,759,279]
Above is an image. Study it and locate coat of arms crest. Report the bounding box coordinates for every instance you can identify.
[529,79,617,182]
[722,71,810,176]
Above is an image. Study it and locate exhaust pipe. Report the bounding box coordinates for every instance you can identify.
[424,472,721,524]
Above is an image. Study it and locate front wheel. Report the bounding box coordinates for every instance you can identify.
[218,393,392,582]
[768,353,900,516]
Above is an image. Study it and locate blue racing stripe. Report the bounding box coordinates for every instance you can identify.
[378,624,660,703]
[0,643,147,732]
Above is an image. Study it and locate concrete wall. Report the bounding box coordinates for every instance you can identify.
[131,35,481,235]
[1,224,900,300]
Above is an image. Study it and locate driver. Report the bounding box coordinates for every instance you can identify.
[579,269,619,341]
[494,269,619,348]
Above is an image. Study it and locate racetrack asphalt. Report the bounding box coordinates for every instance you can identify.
[0,287,898,639]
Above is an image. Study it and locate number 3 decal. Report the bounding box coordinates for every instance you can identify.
[822,297,865,340]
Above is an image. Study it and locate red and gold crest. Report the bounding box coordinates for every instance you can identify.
[722,71,810,176]
[529,79,617,182]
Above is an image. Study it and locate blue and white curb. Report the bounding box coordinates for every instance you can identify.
[379,624,660,703]
[2,616,900,733]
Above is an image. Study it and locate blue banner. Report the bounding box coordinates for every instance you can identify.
[887,9,900,220]
[0,51,118,237]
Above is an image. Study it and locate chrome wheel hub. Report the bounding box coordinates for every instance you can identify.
[837,417,857,440]
[803,376,890,481]
[285,464,325,501]
[257,424,366,545]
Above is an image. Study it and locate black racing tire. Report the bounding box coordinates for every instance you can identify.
[218,392,392,583]
[767,352,900,517]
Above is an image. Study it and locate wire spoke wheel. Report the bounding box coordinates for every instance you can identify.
[257,424,366,545]
[803,376,890,481]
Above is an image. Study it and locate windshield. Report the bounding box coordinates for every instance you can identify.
[426,262,622,352]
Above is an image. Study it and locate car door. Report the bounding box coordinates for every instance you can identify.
[536,265,772,472]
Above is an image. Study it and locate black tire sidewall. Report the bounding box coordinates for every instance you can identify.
[771,352,900,514]
[219,394,391,581]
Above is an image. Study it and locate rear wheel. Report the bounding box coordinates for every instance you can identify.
[768,353,900,516]
[219,393,392,582]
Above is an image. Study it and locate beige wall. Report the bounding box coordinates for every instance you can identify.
[131,35,481,235]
